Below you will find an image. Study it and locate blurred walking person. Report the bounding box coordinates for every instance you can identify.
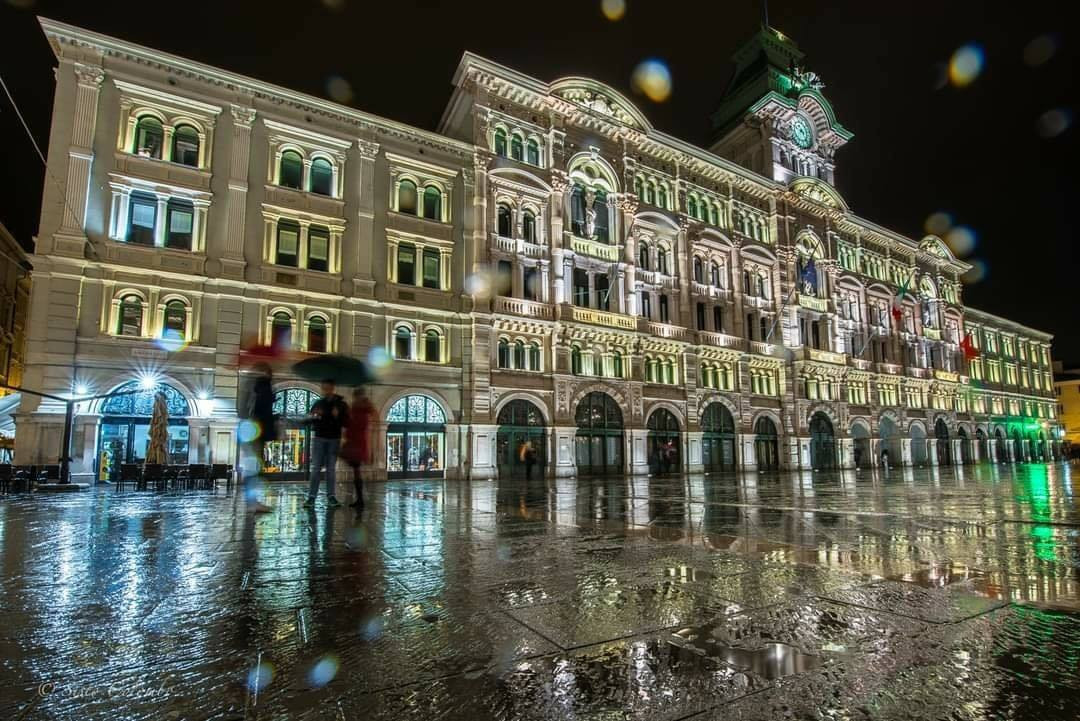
[342,387,375,509]
[304,379,349,509]
[243,364,275,513]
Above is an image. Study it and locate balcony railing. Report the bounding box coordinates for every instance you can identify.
[493,297,553,320]
[494,233,546,258]
[850,357,873,371]
[643,321,692,343]
[747,340,781,357]
[743,295,773,311]
[797,294,828,312]
[923,327,942,340]
[907,367,931,379]
[697,331,746,351]
[570,235,620,262]
[877,362,902,375]
[801,347,846,365]
[571,306,637,330]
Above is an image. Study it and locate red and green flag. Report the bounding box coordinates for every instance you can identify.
[960,333,978,361]
[890,278,909,322]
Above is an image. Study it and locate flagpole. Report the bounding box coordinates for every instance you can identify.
[854,323,879,358]
[764,281,797,344]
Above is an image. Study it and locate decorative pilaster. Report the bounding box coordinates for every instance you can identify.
[222,104,255,278]
[58,63,105,244]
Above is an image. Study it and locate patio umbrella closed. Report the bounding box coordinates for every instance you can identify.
[145,391,169,465]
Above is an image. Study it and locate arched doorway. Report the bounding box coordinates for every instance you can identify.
[957,427,972,464]
[976,428,988,462]
[850,421,870,469]
[994,428,1007,463]
[910,423,928,466]
[386,394,447,478]
[97,382,191,480]
[575,392,624,476]
[646,408,681,475]
[497,399,546,479]
[754,416,779,471]
[261,387,319,478]
[878,416,901,467]
[935,418,951,465]
[809,412,835,470]
[702,403,736,473]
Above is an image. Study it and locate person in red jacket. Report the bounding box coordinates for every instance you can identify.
[341,387,375,508]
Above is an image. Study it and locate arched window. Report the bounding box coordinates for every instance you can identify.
[659,294,670,323]
[571,346,583,375]
[526,138,540,166]
[693,257,704,284]
[528,342,541,371]
[510,134,524,161]
[657,184,668,209]
[394,326,412,359]
[638,243,650,270]
[171,124,200,166]
[514,340,526,369]
[398,179,418,215]
[497,338,510,369]
[271,311,292,349]
[592,189,609,243]
[645,182,656,205]
[634,176,644,200]
[658,249,669,275]
[711,261,722,287]
[687,195,698,219]
[612,350,623,378]
[425,329,441,363]
[497,204,512,237]
[134,116,163,158]
[276,220,300,267]
[493,128,507,156]
[309,157,333,196]
[117,295,143,336]
[570,184,586,237]
[756,273,766,298]
[279,150,303,189]
[645,358,656,383]
[422,185,441,220]
[522,211,536,243]
[102,381,191,418]
[307,316,328,353]
[162,299,187,340]
[663,360,675,384]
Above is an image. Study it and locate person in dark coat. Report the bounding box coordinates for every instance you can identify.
[304,380,349,509]
[341,387,375,508]
[245,364,276,513]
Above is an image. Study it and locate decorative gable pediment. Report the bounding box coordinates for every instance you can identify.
[550,78,649,130]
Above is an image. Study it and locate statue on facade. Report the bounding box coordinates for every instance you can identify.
[584,188,597,239]
[792,65,825,91]
[921,300,934,328]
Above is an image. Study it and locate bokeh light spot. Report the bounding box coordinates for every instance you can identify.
[1023,34,1058,67]
[360,616,385,641]
[320,0,345,10]
[962,259,988,284]
[601,0,625,21]
[237,420,261,444]
[155,328,188,353]
[325,75,354,104]
[308,655,339,688]
[1036,109,1072,138]
[367,346,392,375]
[346,524,367,547]
[631,59,672,103]
[945,225,977,257]
[948,44,984,87]
[247,661,274,692]
[464,269,492,297]
[924,211,953,236]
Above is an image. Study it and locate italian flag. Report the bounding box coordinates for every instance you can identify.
[890,278,909,323]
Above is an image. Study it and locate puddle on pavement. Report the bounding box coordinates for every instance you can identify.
[886,562,1004,599]
[670,625,823,680]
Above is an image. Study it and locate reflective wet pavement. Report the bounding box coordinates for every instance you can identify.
[1,463,1078,719]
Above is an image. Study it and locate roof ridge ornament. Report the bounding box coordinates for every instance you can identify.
[791,65,825,92]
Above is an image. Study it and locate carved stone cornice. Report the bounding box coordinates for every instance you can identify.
[230,105,256,127]
[74,62,104,87]
[356,139,380,160]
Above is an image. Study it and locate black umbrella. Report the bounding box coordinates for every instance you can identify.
[292,355,376,386]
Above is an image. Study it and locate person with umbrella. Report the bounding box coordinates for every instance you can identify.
[341,387,375,508]
[244,364,276,513]
[303,379,349,509]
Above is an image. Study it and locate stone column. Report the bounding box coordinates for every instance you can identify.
[928,438,939,465]
[552,425,577,478]
[629,428,650,476]
[740,433,757,471]
[56,63,105,248]
[221,105,255,278]
[352,139,380,295]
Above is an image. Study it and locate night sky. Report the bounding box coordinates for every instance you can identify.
[2,1,1076,362]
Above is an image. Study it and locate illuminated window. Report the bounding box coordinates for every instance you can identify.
[163,300,187,340]
[117,295,143,336]
[510,134,524,161]
[307,316,327,353]
[165,200,193,250]
[398,179,418,215]
[134,116,163,158]
[171,124,199,166]
[526,138,540,166]
[493,128,507,157]
[127,193,157,246]
[425,329,441,363]
[497,204,512,237]
[276,220,300,267]
[307,225,329,272]
[310,157,333,196]
[279,150,303,189]
[394,326,412,359]
[422,185,441,220]
[522,211,536,243]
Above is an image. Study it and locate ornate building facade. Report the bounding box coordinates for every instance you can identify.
[16,20,1062,480]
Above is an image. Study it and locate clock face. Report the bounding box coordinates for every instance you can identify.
[791,116,813,149]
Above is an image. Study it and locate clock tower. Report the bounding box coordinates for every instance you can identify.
[709,26,852,186]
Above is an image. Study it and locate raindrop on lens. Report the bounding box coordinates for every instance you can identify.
[962,259,988,284]
[247,661,274,692]
[325,75,354,104]
[948,44,984,87]
[632,59,672,102]
[156,328,187,353]
[464,270,492,297]
[367,346,391,370]
[1023,34,1058,67]
[1036,109,1071,138]
[308,655,339,688]
[924,211,953,236]
[237,420,261,443]
[945,225,976,256]
[360,616,385,640]
[600,0,625,21]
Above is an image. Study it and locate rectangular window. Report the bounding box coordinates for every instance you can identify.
[573,269,589,307]
[165,202,193,250]
[713,306,723,333]
[397,245,416,285]
[308,227,329,272]
[128,195,156,245]
[496,260,512,297]
[760,317,769,342]
[422,249,440,289]
[640,292,651,319]
[595,274,610,311]
[696,303,705,330]
[659,295,669,323]
[523,267,538,301]
[746,313,754,341]
[276,223,299,267]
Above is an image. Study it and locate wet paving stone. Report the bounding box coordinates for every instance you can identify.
[1,464,1079,719]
